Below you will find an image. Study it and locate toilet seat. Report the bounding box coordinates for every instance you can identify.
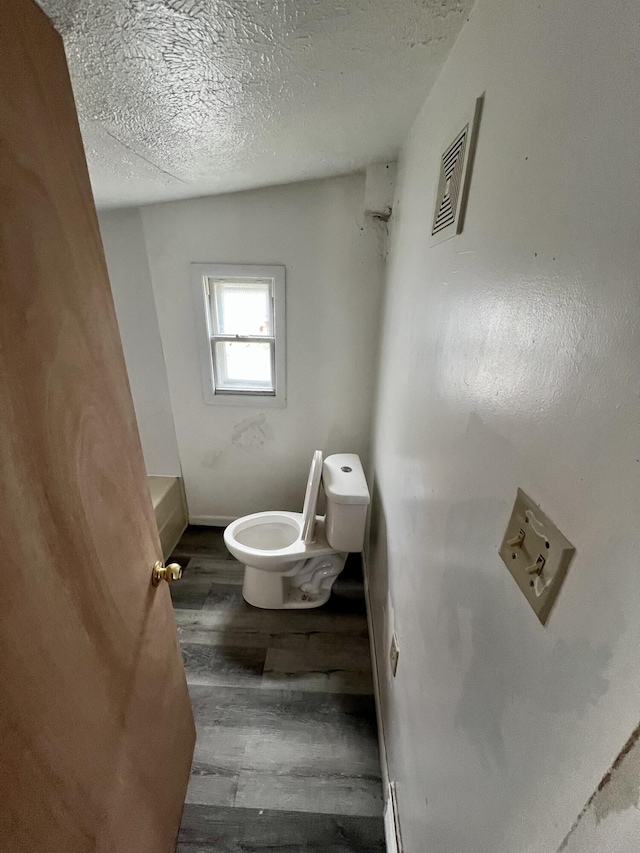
[224,510,335,571]
[301,449,323,543]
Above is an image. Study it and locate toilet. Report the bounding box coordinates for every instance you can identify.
[224,451,370,609]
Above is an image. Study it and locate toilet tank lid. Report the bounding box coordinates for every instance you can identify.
[322,454,370,505]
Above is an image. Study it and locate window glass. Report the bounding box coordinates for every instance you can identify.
[212,279,272,337]
[213,341,273,391]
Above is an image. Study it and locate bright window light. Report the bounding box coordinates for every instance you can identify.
[192,264,286,407]
[210,279,275,392]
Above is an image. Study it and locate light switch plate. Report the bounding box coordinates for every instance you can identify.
[499,489,576,625]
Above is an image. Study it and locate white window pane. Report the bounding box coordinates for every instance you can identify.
[214,341,274,391]
[211,279,272,336]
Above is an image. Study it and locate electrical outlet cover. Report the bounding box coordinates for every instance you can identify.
[499,489,576,625]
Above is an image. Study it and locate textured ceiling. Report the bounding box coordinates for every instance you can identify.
[38,0,474,208]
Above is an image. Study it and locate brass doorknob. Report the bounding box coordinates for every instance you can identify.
[152,560,183,587]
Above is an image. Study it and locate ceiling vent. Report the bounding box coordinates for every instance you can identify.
[430,94,484,246]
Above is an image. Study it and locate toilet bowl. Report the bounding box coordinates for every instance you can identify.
[224,452,370,609]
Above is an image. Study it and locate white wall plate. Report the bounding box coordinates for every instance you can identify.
[499,488,576,625]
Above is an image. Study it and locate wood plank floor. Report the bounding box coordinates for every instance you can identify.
[169,526,386,853]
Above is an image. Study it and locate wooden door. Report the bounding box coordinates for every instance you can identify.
[0,2,195,851]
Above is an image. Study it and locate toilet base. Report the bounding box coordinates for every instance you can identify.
[242,553,347,610]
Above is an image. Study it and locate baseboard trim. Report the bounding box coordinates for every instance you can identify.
[188,514,236,527]
[362,551,390,792]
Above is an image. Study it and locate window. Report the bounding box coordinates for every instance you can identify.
[192,264,286,406]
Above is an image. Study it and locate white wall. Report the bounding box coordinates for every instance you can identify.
[98,209,181,476]
[367,0,640,851]
[140,174,384,522]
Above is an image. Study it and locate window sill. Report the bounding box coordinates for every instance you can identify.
[203,391,286,408]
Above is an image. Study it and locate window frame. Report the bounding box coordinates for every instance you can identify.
[191,263,286,407]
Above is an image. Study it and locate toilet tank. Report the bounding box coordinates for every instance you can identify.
[322,454,370,552]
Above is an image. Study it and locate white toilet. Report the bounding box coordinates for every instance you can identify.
[224,451,370,609]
